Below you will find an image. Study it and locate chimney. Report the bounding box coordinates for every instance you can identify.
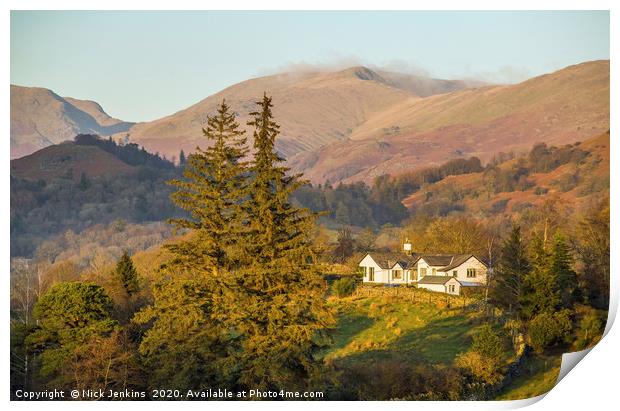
[403,239,412,255]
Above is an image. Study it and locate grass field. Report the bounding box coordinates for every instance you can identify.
[495,354,562,400]
[322,292,500,366]
[322,290,565,401]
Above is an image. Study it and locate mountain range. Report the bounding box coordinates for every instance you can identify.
[10,60,609,183]
[10,85,134,159]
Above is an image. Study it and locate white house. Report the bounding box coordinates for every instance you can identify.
[358,241,488,295]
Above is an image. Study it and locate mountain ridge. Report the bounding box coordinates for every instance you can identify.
[10,61,609,185]
[10,85,135,159]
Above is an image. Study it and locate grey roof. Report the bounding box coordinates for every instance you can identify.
[418,255,454,267]
[418,276,455,285]
[440,254,475,271]
[459,281,483,287]
[362,252,419,270]
[362,252,487,271]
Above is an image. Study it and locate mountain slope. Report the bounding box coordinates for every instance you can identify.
[401,131,610,215]
[10,85,134,158]
[110,67,483,160]
[111,68,408,159]
[290,60,609,183]
[10,142,135,181]
[10,61,609,186]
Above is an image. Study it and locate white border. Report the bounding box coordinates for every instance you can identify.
[3,2,616,410]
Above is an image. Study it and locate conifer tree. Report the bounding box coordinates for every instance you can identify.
[136,101,249,388]
[115,251,139,296]
[550,232,577,308]
[489,225,530,319]
[520,235,560,319]
[179,149,186,167]
[227,94,335,391]
[166,100,248,275]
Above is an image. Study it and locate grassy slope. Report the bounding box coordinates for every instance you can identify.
[324,293,568,401]
[322,294,507,366]
[495,354,561,400]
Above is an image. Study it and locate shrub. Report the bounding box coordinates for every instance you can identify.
[534,187,548,196]
[455,351,503,385]
[455,324,504,385]
[528,310,572,353]
[472,324,503,359]
[332,277,357,298]
[333,360,464,400]
[573,308,605,350]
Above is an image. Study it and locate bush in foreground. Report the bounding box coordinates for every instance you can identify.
[332,277,357,298]
[528,310,572,353]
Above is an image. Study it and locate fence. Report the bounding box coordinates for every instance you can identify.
[353,284,485,311]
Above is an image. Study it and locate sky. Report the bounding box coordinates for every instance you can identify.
[11,10,609,122]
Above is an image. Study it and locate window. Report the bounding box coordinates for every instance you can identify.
[467,268,476,278]
[420,268,427,277]
[392,270,402,280]
[453,270,458,277]
[448,284,455,293]
[432,268,436,275]
[412,269,418,281]
[366,266,375,281]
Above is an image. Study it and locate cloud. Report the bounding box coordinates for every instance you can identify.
[256,55,531,85]
[375,59,432,77]
[255,54,435,79]
[461,65,533,84]
[255,54,368,76]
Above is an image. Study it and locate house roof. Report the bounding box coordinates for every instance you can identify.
[360,252,419,270]
[419,254,457,267]
[361,252,487,271]
[459,281,483,287]
[440,254,475,271]
[418,276,456,285]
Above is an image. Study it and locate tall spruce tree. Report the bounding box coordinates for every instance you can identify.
[489,225,531,319]
[115,251,139,296]
[227,94,335,391]
[136,101,249,389]
[550,232,577,308]
[166,100,248,275]
[573,198,609,308]
[520,235,560,319]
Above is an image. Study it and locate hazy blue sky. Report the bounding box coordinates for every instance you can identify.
[11,11,609,122]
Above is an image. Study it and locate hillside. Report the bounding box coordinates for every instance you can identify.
[109,67,480,159]
[10,136,181,257]
[12,68,478,161]
[10,142,135,181]
[11,62,608,186]
[291,60,609,183]
[10,85,134,158]
[401,131,610,216]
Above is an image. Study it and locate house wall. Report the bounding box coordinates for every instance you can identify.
[418,278,461,295]
[418,283,446,293]
[417,258,447,277]
[446,278,461,295]
[359,255,388,283]
[441,257,487,285]
[388,264,408,284]
[407,269,418,283]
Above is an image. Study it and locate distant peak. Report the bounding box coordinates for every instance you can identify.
[339,66,386,82]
